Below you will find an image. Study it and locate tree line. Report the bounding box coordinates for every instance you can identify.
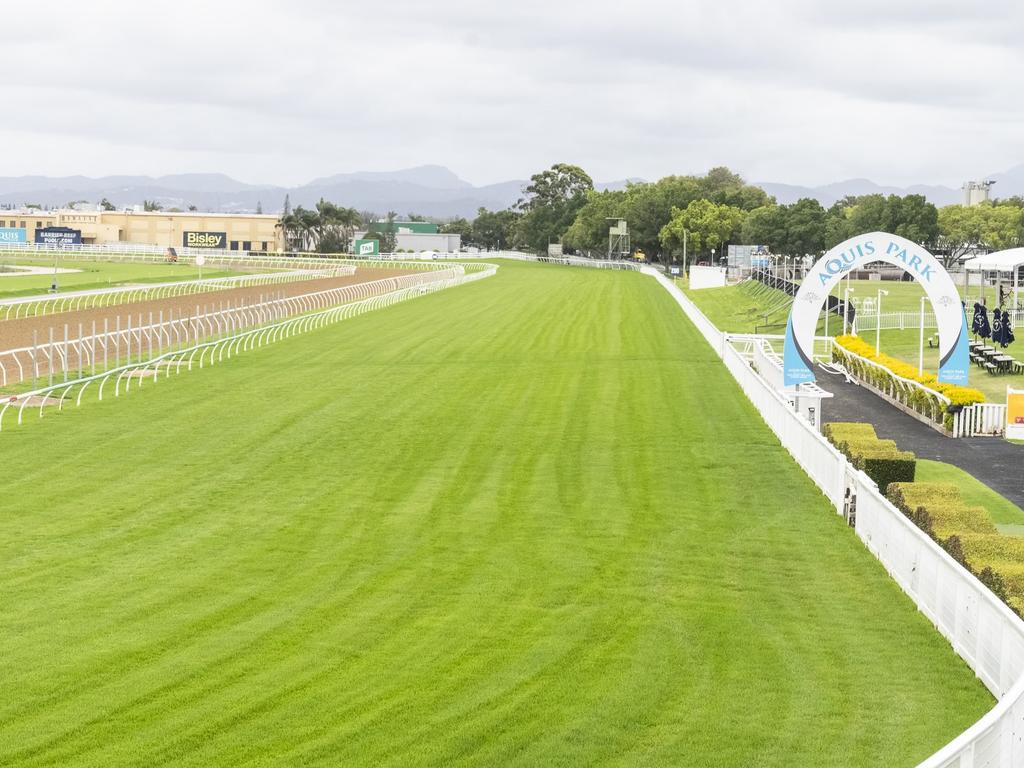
[277,165,1024,264]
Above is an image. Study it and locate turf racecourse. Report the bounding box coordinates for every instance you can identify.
[0,261,991,767]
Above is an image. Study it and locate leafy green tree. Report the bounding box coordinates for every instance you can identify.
[982,204,1023,250]
[562,169,771,260]
[366,211,399,253]
[892,194,939,246]
[280,198,361,253]
[936,202,1023,266]
[824,200,854,248]
[778,198,827,256]
[471,208,519,250]
[99,198,116,211]
[514,163,593,252]
[938,205,984,266]
[143,199,162,212]
[562,189,628,254]
[659,200,745,258]
[741,205,786,250]
[440,217,471,236]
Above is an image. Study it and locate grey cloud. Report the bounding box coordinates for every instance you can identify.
[1,0,1022,189]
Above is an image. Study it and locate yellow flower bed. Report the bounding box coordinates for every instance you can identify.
[834,335,985,407]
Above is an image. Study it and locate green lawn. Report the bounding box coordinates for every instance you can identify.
[0,258,240,299]
[0,261,991,766]
[917,459,1024,533]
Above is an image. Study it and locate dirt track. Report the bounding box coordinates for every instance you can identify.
[0,267,409,352]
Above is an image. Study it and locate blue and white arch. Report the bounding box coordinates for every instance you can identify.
[783,232,969,387]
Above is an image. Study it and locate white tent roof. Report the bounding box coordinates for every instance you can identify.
[963,248,1024,272]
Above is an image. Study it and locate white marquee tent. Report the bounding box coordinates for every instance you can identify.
[963,248,1024,307]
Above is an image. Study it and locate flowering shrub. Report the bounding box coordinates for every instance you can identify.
[833,335,984,431]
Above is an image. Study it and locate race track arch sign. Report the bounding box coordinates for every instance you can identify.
[783,232,969,387]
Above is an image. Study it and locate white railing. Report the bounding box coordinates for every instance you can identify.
[853,309,1024,334]
[0,268,466,389]
[952,403,1008,438]
[0,242,477,272]
[854,310,939,333]
[0,263,498,430]
[641,265,1024,768]
[470,250,642,271]
[0,267,354,320]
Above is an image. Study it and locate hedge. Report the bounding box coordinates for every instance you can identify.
[823,422,877,444]
[887,482,1024,615]
[824,422,915,492]
[857,453,916,494]
[887,482,995,537]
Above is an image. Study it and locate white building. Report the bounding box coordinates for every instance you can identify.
[353,230,461,253]
[963,180,995,206]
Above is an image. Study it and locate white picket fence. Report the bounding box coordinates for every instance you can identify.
[642,266,1024,768]
[952,403,1009,438]
[854,309,1024,333]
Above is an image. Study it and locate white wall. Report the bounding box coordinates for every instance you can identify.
[689,265,727,289]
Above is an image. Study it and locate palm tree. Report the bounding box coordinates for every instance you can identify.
[280,200,364,253]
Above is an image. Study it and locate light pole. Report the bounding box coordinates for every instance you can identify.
[843,285,854,335]
[682,228,688,277]
[876,289,889,354]
[918,296,927,375]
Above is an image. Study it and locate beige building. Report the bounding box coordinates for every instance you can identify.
[0,209,283,251]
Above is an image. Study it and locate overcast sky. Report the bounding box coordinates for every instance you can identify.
[4,0,1023,188]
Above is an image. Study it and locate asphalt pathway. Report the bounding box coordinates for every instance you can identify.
[818,372,1024,508]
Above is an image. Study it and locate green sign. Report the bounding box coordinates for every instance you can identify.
[354,239,379,257]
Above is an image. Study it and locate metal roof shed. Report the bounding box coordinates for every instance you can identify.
[963,249,1024,308]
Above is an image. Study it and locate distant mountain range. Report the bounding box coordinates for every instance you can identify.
[2,164,1022,217]
[0,165,636,219]
[757,164,1024,207]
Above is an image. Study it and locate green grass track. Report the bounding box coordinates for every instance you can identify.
[0,261,991,766]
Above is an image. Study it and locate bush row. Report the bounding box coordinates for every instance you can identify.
[888,482,1024,615]
[832,335,985,431]
[823,422,915,493]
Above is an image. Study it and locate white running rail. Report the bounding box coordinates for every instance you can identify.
[0,264,497,430]
[641,266,1024,768]
[0,267,355,320]
[0,268,467,389]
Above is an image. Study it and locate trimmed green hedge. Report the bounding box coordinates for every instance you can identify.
[857,453,916,494]
[823,422,877,444]
[824,422,915,493]
[887,481,1024,615]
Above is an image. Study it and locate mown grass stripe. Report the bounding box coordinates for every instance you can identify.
[0,261,992,767]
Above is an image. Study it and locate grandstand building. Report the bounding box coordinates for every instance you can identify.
[0,208,283,251]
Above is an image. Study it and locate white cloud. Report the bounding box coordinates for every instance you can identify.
[2,0,1022,188]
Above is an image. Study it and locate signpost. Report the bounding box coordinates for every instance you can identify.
[0,227,26,244]
[183,231,227,249]
[354,239,379,258]
[195,253,206,280]
[35,227,81,246]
